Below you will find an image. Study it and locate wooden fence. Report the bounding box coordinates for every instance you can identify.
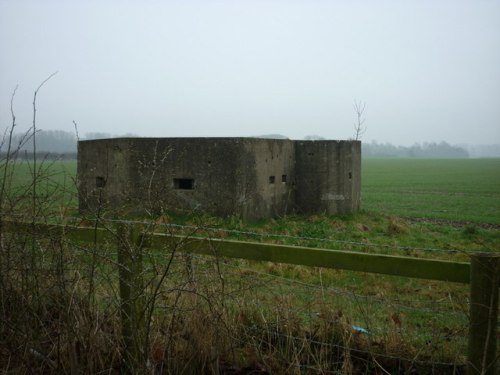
[5,220,499,375]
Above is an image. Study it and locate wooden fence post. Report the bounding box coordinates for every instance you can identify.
[467,253,499,375]
[117,223,145,373]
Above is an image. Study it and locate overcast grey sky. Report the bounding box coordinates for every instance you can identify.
[1,0,499,145]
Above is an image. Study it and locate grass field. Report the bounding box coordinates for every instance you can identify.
[362,158,500,224]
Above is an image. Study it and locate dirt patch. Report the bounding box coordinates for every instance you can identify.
[404,216,500,230]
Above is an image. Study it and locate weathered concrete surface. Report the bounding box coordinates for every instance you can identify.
[78,138,131,212]
[245,138,295,219]
[295,140,361,215]
[78,137,360,220]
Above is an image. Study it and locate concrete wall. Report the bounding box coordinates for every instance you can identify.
[244,138,295,219]
[78,138,131,211]
[126,138,243,216]
[295,140,361,215]
[78,137,360,219]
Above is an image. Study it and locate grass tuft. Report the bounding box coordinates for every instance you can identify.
[387,217,409,235]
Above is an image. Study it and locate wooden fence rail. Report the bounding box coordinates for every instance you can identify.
[4,220,499,374]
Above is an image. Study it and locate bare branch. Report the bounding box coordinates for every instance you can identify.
[32,71,58,219]
[0,85,19,154]
[73,120,80,142]
[34,71,58,96]
[0,86,20,220]
[353,99,366,141]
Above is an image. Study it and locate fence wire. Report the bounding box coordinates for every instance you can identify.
[1,217,488,373]
[101,217,468,255]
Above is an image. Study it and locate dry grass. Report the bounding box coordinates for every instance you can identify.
[386,217,409,235]
[0,226,469,374]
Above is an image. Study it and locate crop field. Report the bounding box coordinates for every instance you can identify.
[1,157,499,373]
[362,158,500,225]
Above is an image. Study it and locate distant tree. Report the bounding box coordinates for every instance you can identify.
[257,134,289,139]
[419,141,469,158]
[35,130,77,153]
[466,144,500,158]
[10,129,76,153]
[362,140,469,158]
[83,132,139,140]
[2,129,143,157]
[84,132,112,140]
[304,135,325,140]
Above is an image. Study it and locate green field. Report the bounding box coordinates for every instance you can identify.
[362,158,500,224]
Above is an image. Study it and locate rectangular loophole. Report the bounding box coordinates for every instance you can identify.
[95,176,106,188]
[174,178,194,190]
[269,176,275,184]
[281,174,287,183]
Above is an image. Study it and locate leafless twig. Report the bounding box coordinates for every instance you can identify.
[73,120,80,142]
[32,71,58,219]
[353,99,366,141]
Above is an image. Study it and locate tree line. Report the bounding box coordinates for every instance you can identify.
[0,130,137,159]
[362,140,470,158]
[3,129,496,159]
